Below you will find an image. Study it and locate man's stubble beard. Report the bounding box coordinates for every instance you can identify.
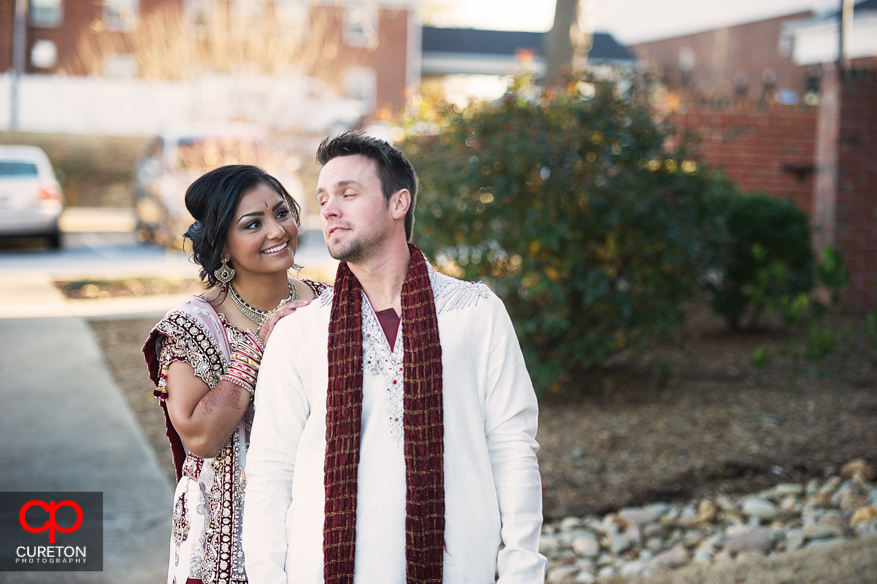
[328,228,387,264]
[329,238,365,263]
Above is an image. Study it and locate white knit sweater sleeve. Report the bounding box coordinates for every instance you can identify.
[483,294,548,583]
[243,316,310,584]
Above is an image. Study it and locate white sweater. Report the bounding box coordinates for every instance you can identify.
[243,268,546,584]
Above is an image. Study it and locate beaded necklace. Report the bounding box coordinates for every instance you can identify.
[229,280,297,327]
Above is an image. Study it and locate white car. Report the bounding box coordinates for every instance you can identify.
[0,145,65,248]
[133,124,304,246]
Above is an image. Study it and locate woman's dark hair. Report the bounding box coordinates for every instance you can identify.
[184,164,301,289]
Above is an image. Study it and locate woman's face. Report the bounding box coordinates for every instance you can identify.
[224,181,298,279]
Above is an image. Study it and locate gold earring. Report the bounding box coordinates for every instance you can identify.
[214,258,235,288]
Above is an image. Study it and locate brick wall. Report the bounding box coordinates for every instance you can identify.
[673,69,876,310]
[835,69,877,309]
[0,0,13,71]
[670,105,818,213]
[631,12,812,103]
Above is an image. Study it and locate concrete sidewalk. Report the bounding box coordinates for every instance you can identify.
[0,225,337,580]
[0,288,172,581]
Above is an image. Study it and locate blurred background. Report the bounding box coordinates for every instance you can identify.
[0,0,876,582]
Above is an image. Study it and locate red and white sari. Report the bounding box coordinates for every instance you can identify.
[143,281,327,584]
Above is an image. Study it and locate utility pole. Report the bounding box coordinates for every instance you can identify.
[11,0,28,130]
[838,0,853,76]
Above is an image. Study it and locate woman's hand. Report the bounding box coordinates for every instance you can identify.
[257,296,316,345]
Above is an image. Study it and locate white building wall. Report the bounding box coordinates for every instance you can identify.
[0,73,364,136]
[789,13,877,65]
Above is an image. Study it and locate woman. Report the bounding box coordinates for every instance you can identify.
[143,165,328,584]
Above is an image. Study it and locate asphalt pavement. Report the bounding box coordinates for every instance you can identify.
[0,211,336,581]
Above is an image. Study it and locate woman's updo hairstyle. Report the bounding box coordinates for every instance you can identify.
[184,164,301,289]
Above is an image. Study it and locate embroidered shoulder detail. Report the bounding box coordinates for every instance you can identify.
[318,285,335,308]
[427,263,492,315]
[302,278,331,297]
[154,311,225,389]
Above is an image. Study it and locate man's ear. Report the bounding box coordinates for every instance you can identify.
[390,189,411,221]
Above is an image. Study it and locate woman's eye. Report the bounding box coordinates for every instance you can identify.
[245,220,261,229]
[277,209,290,219]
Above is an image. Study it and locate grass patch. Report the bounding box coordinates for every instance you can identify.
[55,277,203,300]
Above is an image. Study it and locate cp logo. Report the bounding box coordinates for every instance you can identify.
[19,500,83,543]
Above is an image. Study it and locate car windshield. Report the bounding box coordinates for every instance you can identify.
[0,161,39,177]
[171,137,273,170]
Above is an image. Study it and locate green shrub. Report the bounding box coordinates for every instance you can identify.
[706,191,815,329]
[401,74,726,392]
[748,246,853,368]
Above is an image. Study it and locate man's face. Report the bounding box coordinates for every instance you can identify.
[316,154,393,263]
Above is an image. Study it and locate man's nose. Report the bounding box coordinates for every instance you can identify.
[321,197,339,218]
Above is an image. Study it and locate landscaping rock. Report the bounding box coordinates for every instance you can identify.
[841,459,876,481]
[652,545,690,571]
[851,506,877,525]
[741,498,778,521]
[724,528,773,556]
[540,462,876,583]
[546,565,577,584]
[802,522,846,541]
[774,483,804,497]
[571,535,600,558]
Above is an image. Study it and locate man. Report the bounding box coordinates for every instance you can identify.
[242,132,545,583]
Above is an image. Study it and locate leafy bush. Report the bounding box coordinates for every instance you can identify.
[706,191,815,329]
[752,245,854,368]
[400,74,727,392]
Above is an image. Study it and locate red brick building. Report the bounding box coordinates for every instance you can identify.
[631,11,814,104]
[666,66,877,310]
[633,3,877,309]
[0,0,419,115]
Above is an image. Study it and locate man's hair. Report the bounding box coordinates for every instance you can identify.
[316,131,418,241]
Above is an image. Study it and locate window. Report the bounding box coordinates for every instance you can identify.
[231,0,266,30]
[778,31,793,57]
[344,66,377,111]
[30,40,58,69]
[103,53,138,78]
[0,162,39,178]
[29,0,63,28]
[184,0,215,38]
[343,1,378,49]
[104,0,139,32]
[274,0,309,44]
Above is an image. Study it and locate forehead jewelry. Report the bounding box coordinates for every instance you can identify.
[264,201,269,209]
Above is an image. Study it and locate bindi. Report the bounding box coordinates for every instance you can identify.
[264,201,269,209]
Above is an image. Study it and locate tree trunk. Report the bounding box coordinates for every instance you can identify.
[544,0,578,86]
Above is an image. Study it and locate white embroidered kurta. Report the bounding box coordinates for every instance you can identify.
[243,267,546,584]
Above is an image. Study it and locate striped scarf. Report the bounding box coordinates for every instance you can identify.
[324,244,445,584]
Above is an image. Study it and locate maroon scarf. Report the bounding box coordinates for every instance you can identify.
[324,244,445,584]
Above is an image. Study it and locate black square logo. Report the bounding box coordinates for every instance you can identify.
[0,492,103,571]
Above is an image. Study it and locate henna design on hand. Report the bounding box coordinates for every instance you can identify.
[202,383,244,414]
